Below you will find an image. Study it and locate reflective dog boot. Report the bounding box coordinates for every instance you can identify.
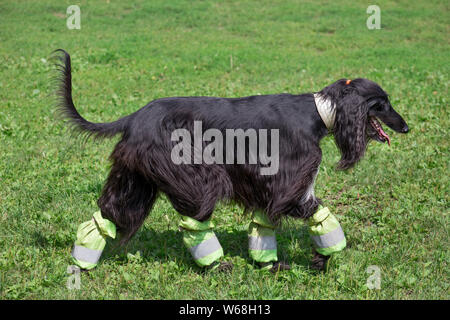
[71,211,116,270]
[308,206,346,256]
[179,216,224,268]
[248,210,278,265]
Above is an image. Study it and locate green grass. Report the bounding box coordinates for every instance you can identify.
[0,0,448,299]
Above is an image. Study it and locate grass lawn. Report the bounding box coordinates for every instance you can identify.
[0,0,448,299]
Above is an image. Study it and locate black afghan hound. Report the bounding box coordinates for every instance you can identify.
[54,50,409,269]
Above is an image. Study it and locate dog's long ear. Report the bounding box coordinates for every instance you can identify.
[333,92,369,170]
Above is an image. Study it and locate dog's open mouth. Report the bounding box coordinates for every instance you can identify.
[369,116,391,146]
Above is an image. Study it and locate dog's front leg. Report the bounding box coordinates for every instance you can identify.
[289,171,347,271]
[304,169,346,270]
[307,206,347,271]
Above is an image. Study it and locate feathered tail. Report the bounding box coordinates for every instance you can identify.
[53,49,130,138]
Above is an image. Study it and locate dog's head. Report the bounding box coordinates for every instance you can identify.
[320,78,409,170]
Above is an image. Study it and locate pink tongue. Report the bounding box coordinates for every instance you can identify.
[377,127,391,146]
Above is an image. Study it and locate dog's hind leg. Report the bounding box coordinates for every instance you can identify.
[171,197,231,270]
[70,161,157,270]
[177,215,226,269]
[98,160,158,244]
[71,210,117,270]
[248,210,291,273]
[169,192,231,270]
[156,164,232,270]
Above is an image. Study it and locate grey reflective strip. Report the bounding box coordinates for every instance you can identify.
[71,245,103,264]
[311,226,345,248]
[248,236,277,251]
[189,235,222,260]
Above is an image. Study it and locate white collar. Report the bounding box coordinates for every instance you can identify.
[314,93,336,131]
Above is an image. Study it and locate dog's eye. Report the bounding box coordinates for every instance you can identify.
[375,104,384,111]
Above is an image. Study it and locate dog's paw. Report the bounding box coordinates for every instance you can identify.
[269,261,291,273]
[310,249,330,271]
[260,261,291,273]
[206,261,233,273]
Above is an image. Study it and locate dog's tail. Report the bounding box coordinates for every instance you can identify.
[53,49,131,139]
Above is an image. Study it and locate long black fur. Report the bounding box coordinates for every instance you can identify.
[54,50,409,254]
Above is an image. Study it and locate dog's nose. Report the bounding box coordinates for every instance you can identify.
[401,125,409,133]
